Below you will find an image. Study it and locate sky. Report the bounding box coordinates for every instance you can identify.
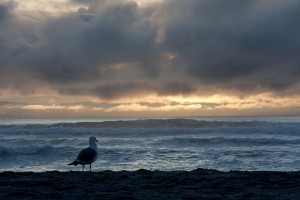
[1,0,300,118]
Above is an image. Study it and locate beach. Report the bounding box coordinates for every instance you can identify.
[1,118,300,199]
[1,168,299,199]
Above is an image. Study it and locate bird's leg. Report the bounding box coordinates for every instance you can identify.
[82,164,85,172]
[90,164,91,172]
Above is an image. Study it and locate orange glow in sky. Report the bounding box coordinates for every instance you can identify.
[1,0,300,118]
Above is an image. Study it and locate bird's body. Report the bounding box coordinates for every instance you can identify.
[68,136,98,171]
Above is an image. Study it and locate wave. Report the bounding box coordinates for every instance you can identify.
[1,118,300,139]
[159,137,300,147]
[0,118,273,128]
[0,144,53,156]
[53,119,272,128]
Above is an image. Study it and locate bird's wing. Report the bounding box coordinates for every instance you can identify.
[76,147,97,163]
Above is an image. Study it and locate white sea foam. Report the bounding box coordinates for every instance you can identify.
[0,144,53,156]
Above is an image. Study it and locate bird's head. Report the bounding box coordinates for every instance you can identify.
[89,136,98,143]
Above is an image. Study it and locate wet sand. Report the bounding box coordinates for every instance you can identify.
[1,168,299,199]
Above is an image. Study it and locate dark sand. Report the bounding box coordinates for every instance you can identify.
[1,168,299,199]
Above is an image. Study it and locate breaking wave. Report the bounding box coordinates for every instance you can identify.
[160,137,300,147]
[0,145,53,156]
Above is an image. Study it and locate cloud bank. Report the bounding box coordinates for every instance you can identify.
[1,0,300,100]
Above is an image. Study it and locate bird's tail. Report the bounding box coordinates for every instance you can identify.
[68,161,79,166]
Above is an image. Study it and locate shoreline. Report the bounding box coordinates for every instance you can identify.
[1,168,299,199]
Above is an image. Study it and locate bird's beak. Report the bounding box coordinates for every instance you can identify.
[96,139,98,142]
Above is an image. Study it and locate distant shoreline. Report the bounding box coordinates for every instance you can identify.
[1,169,299,199]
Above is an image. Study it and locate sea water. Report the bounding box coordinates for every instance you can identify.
[0,116,299,172]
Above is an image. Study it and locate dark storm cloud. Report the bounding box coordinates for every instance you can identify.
[1,0,157,84]
[1,0,300,99]
[0,1,14,20]
[156,82,197,96]
[161,0,300,92]
[58,81,194,100]
[59,82,153,100]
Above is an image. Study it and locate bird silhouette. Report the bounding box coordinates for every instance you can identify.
[68,136,98,171]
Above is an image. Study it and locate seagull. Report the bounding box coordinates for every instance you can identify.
[68,136,98,172]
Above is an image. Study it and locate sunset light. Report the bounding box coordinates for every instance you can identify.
[1,1,300,197]
[1,0,300,118]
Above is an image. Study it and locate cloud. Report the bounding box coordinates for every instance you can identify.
[58,82,153,100]
[161,0,300,93]
[0,100,25,106]
[1,0,300,99]
[0,1,14,20]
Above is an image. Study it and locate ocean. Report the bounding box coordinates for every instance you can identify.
[0,116,299,172]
